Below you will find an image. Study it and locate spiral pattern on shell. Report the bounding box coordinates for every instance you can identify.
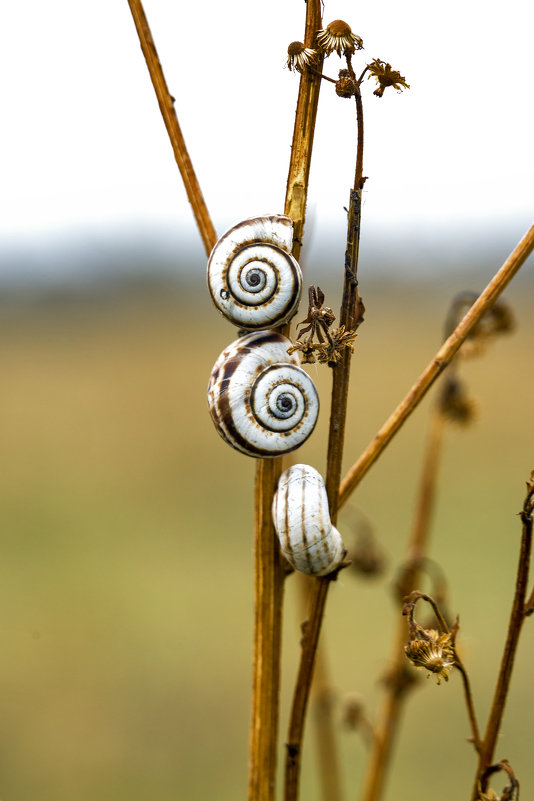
[272,464,346,576]
[207,215,302,329]
[207,331,319,458]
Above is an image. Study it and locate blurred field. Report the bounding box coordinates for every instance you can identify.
[0,267,533,801]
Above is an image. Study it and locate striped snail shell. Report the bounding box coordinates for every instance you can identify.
[272,464,346,577]
[207,330,319,458]
[207,215,302,329]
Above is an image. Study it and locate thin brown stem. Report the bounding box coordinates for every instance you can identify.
[296,574,344,801]
[471,478,534,799]
[455,659,482,752]
[285,578,330,801]
[248,3,324,800]
[126,0,217,255]
[284,80,366,801]
[339,224,534,509]
[312,650,344,801]
[307,65,337,84]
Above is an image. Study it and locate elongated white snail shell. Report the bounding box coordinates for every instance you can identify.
[207,331,319,458]
[272,464,346,576]
[207,215,302,328]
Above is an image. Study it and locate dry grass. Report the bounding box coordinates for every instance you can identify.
[0,275,533,801]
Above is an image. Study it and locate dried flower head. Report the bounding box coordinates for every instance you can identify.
[315,325,358,365]
[463,300,514,358]
[367,58,410,97]
[348,531,386,577]
[287,339,319,364]
[439,376,477,425]
[342,692,366,729]
[336,69,357,98]
[286,41,319,72]
[317,20,363,57]
[404,628,455,684]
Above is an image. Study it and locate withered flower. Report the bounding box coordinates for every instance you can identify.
[367,58,410,97]
[317,20,363,57]
[336,69,357,98]
[315,325,358,364]
[404,628,455,684]
[439,376,477,425]
[295,286,336,343]
[462,300,514,359]
[287,339,320,364]
[286,41,319,73]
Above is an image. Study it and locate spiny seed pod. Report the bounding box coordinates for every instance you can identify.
[272,464,346,576]
[207,331,319,458]
[207,215,302,329]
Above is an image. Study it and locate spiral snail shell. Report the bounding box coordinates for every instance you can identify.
[207,331,319,458]
[272,464,346,576]
[207,215,302,329]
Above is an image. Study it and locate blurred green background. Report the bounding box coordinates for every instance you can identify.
[0,254,533,801]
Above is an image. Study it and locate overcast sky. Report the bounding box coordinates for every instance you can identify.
[1,0,533,275]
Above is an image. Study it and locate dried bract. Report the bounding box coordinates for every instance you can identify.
[335,69,357,98]
[315,325,358,365]
[367,58,410,97]
[317,20,363,57]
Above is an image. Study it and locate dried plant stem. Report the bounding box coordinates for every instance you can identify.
[248,3,324,800]
[470,480,534,800]
[284,94,365,801]
[338,224,534,509]
[297,573,344,801]
[249,459,286,801]
[285,577,330,801]
[360,622,414,801]
[127,0,217,255]
[312,646,344,801]
[283,6,325,259]
[360,410,446,801]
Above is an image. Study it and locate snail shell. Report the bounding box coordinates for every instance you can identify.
[207,331,319,458]
[207,215,302,329]
[272,464,346,576]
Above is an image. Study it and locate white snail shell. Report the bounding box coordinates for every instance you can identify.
[207,215,302,329]
[207,331,319,458]
[272,464,346,576]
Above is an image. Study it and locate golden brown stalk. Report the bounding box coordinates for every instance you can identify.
[338,224,534,509]
[127,0,217,255]
[248,2,324,800]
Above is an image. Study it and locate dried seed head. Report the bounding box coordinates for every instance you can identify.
[439,376,477,425]
[367,58,410,97]
[404,628,455,684]
[348,532,386,577]
[336,70,357,98]
[461,299,515,358]
[317,20,364,56]
[286,41,319,72]
[342,692,366,729]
